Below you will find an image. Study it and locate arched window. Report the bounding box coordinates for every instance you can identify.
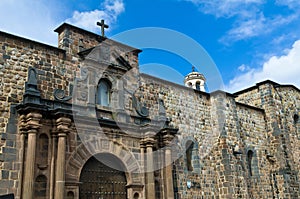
[247,150,254,176]
[195,81,200,91]
[96,79,111,106]
[294,114,299,138]
[294,114,299,125]
[34,175,47,198]
[186,141,194,171]
[67,191,75,199]
[134,192,139,199]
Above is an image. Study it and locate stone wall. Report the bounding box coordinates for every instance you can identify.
[138,75,300,198]
[0,31,77,195]
[138,74,287,198]
[234,85,262,108]
[234,81,300,198]
[0,23,299,198]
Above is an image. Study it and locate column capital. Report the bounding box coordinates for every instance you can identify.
[141,137,156,148]
[56,117,71,133]
[163,134,175,147]
[143,137,156,148]
[19,114,27,133]
[141,131,156,148]
[24,112,42,131]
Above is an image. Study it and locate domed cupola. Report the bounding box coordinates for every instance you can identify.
[184,66,206,92]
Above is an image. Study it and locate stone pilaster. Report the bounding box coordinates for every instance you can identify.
[54,117,71,199]
[22,112,42,199]
[140,141,146,191]
[142,132,156,199]
[49,133,57,199]
[16,115,26,199]
[163,133,175,199]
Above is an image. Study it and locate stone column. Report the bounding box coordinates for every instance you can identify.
[49,133,57,199]
[163,134,175,199]
[140,142,146,187]
[54,117,71,199]
[16,115,26,199]
[143,132,156,199]
[22,112,42,199]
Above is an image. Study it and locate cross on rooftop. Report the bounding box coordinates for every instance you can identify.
[96,19,109,37]
[192,66,195,72]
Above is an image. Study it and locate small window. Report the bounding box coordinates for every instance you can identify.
[195,82,200,91]
[134,193,139,199]
[186,141,194,171]
[96,79,111,106]
[294,114,299,125]
[67,191,75,199]
[247,150,254,176]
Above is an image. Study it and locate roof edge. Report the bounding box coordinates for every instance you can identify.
[234,79,300,96]
[0,30,65,53]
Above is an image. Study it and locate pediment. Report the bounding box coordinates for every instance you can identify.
[78,39,140,71]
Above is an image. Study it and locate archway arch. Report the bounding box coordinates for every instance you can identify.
[65,139,144,199]
[66,140,142,183]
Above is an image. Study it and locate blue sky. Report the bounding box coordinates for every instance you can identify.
[0,0,299,92]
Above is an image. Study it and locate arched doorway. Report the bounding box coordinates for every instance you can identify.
[79,153,127,199]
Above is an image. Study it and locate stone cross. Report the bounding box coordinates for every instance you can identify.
[97,19,109,37]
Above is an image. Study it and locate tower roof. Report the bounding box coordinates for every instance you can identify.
[184,70,206,83]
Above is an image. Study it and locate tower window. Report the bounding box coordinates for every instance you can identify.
[247,150,254,176]
[186,140,194,171]
[195,82,200,91]
[96,79,111,106]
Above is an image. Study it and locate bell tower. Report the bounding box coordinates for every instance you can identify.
[184,66,206,92]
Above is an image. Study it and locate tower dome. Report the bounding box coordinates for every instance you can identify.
[184,66,206,92]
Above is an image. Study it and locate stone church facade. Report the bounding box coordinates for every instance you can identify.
[0,23,299,199]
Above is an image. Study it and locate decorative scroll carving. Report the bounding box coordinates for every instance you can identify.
[124,88,149,117]
[132,94,149,117]
[53,84,73,102]
[54,89,71,102]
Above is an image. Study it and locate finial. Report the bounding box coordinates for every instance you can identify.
[192,66,195,72]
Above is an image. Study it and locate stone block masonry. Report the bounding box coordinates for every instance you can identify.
[0,23,299,199]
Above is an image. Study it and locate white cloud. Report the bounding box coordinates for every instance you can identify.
[238,64,250,72]
[220,13,298,43]
[276,0,300,9]
[184,0,263,18]
[0,0,59,45]
[66,0,125,33]
[226,40,300,92]
[220,13,265,42]
[185,0,299,43]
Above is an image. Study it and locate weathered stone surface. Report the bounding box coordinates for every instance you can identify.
[0,23,299,199]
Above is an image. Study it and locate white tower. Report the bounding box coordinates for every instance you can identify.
[184,66,206,92]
